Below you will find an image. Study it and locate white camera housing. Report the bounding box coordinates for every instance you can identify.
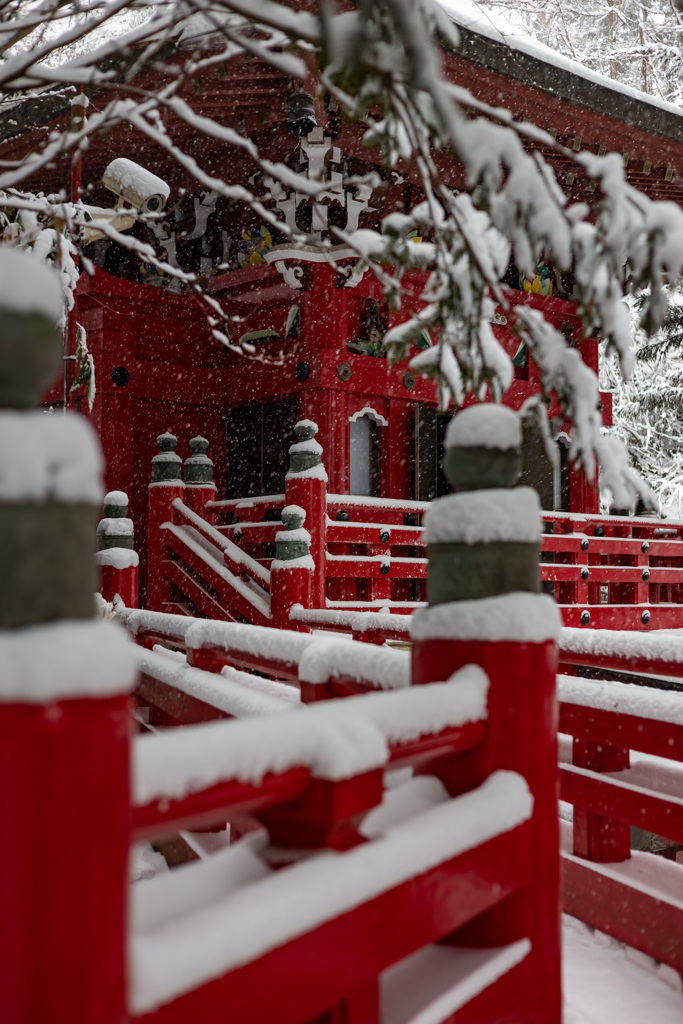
[103,157,169,215]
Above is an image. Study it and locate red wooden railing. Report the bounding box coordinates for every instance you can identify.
[121,608,683,983]
[138,423,683,635]
[113,603,561,1023]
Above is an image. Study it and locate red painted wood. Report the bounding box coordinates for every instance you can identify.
[271,562,312,628]
[570,739,631,863]
[133,767,311,842]
[132,824,531,1024]
[0,695,130,1024]
[561,853,683,976]
[561,763,683,845]
[147,480,185,611]
[559,702,683,761]
[99,561,139,607]
[412,638,561,1024]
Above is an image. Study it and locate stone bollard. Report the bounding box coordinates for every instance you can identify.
[410,403,562,1024]
[183,435,217,524]
[270,504,313,628]
[284,419,327,608]
[95,490,139,608]
[0,249,135,1023]
[147,431,184,611]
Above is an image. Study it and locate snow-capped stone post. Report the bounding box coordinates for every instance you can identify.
[183,434,217,524]
[270,504,313,628]
[284,419,327,608]
[95,490,139,607]
[147,431,184,611]
[0,251,135,1023]
[411,404,561,1024]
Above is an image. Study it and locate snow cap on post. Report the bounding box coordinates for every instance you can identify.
[287,419,327,481]
[419,402,542,611]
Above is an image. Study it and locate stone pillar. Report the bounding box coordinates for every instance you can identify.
[410,403,561,1024]
[270,504,313,628]
[183,435,217,524]
[147,431,184,611]
[95,490,139,608]
[0,250,135,1024]
[284,419,327,608]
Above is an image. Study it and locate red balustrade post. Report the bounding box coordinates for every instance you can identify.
[147,431,185,611]
[95,489,139,607]
[284,419,327,609]
[183,435,217,525]
[410,405,561,1024]
[0,273,135,1024]
[271,507,313,628]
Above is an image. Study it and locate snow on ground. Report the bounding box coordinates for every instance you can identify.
[563,914,683,1024]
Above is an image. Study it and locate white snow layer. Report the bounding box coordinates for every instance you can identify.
[133,666,489,801]
[299,639,411,689]
[0,618,137,702]
[104,157,170,200]
[131,770,531,1012]
[104,490,128,507]
[445,404,521,451]
[97,516,133,536]
[558,674,683,726]
[0,411,103,502]
[560,627,683,665]
[271,554,316,571]
[138,647,297,718]
[285,462,329,482]
[411,592,562,643]
[423,487,540,545]
[0,248,63,320]
[119,607,199,639]
[95,548,139,569]
[184,620,315,665]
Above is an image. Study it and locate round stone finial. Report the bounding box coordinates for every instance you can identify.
[289,420,322,475]
[443,405,522,492]
[189,435,209,455]
[294,419,318,442]
[184,435,214,485]
[103,490,128,518]
[151,432,182,482]
[276,504,310,561]
[156,432,177,453]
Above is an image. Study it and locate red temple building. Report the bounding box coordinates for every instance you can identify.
[3,6,683,612]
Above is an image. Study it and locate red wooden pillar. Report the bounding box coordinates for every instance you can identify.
[410,404,562,1024]
[284,419,327,609]
[95,489,139,607]
[147,431,184,611]
[183,435,218,524]
[0,282,135,1024]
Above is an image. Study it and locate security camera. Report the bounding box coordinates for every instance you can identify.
[102,157,169,215]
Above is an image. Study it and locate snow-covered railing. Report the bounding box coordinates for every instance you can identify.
[558,670,683,976]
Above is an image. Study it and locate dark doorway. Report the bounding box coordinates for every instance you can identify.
[226,399,298,498]
[415,404,453,501]
[349,413,381,497]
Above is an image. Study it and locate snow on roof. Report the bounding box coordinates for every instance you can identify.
[0,248,63,321]
[439,0,683,124]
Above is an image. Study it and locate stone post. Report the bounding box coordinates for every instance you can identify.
[95,490,139,608]
[0,250,135,1024]
[284,419,327,608]
[270,504,313,628]
[410,403,561,1024]
[183,435,217,524]
[147,431,184,611]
